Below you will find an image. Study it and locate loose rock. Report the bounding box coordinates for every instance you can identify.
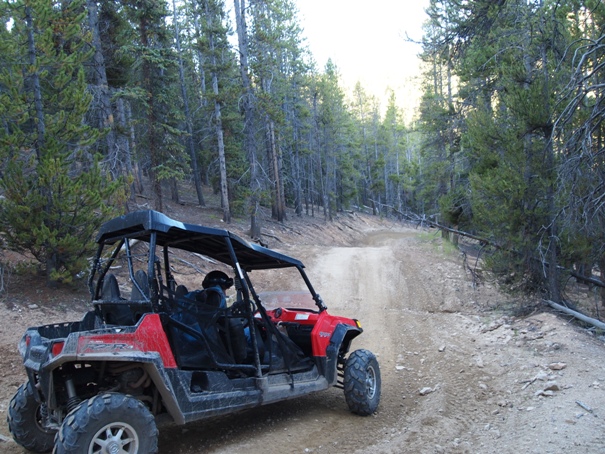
[544,381,560,391]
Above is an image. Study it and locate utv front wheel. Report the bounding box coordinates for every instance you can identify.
[7,382,56,453]
[54,392,158,454]
[343,349,381,416]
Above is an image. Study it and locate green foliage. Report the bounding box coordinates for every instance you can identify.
[0,0,430,287]
[0,154,122,284]
[438,185,469,228]
[417,0,597,299]
[0,0,124,286]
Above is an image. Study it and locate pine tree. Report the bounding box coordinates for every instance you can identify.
[172,0,205,207]
[0,0,122,286]
[122,0,185,211]
[197,0,232,222]
[417,0,579,299]
[313,60,353,220]
[233,0,262,236]
[555,0,605,304]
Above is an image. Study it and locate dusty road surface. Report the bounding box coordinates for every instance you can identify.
[1,225,604,453]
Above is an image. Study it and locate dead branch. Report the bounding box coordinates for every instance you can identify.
[170,256,205,274]
[427,221,502,249]
[521,376,538,390]
[568,270,605,289]
[260,232,283,243]
[191,252,218,264]
[461,250,479,288]
[404,211,605,291]
[544,299,605,330]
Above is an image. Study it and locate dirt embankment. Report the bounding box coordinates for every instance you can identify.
[1,216,604,453]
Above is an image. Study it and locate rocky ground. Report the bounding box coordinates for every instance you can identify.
[1,201,604,453]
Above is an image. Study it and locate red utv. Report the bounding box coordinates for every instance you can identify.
[8,210,381,453]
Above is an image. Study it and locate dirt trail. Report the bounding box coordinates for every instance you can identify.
[1,227,605,453]
[160,228,605,453]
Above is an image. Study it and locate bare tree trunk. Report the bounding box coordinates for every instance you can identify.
[87,0,117,175]
[538,11,560,303]
[25,6,45,158]
[277,136,287,220]
[597,258,605,309]
[215,108,230,223]
[265,118,285,221]
[293,142,302,216]
[545,300,605,330]
[170,177,180,203]
[310,157,315,217]
[139,16,162,212]
[117,98,136,202]
[173,0,205,207]
[193,15,207,104]
[122,100,143,196]
[319,147,329,221]
[204,0,230,223]
[234,0,260,237]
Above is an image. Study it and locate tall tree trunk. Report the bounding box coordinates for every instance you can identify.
[318,141,329,221]
[139,16,162,212]
[25,6,45,158]
[170,177,180,203]
[193,15,207,105]
[598,256,605,309]
[538,9,560,302]
[117,98,138,202]
[87,0,117,176]
[173,0,205,207]
[122,100,144,196]
[293,141,302,216]
[234,0,260,237]
[265,117,286,221]
[204,0,230,223]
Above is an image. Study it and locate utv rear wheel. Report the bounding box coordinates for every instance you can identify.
[343,349,381,416]
[54,392,158,454]
[7,382,56,453]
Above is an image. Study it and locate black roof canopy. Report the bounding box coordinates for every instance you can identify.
[96,210,303,271]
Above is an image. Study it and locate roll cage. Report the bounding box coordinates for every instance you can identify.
[89,210,328,314]
[87,210,331,378]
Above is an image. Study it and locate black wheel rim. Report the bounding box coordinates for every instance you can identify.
[366,364,377,400]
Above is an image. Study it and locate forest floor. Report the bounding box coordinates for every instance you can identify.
[0,191,604,453]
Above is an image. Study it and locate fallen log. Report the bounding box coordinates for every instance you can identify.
[568,270,605,289]
[544,299,605,330]
[426,221,502,249]
[415,217,605,290]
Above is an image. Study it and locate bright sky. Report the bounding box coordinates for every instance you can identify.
[296,0,430,120]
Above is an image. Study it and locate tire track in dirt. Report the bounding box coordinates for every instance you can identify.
[384,233,506,453]
[160,229,493,453]
[334,230,505,453]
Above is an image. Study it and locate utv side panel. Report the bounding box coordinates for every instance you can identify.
[75,314,177,368]
[258,368,330,406]
[324,323,362,385]
[311,312,361,357]
[164,369,262,423]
